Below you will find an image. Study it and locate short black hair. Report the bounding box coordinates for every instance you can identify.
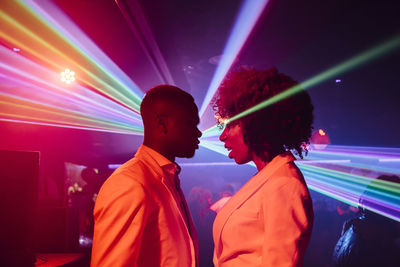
[140,85,195,125]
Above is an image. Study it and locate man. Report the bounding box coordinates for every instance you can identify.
[91,85,202,267]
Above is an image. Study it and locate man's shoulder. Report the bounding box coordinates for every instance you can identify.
[97,157,161,200]
[109,156,159,184]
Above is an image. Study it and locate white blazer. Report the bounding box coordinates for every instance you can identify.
[213,152,313,267]
[91,145,198,267]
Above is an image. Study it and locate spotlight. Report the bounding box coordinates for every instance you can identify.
[61,68,75,84]
[13,47,20,52]
[311,129,330,149]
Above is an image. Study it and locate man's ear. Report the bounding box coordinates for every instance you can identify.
[155,114,168,134]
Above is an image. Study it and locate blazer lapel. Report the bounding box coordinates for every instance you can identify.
[159,174,199,265]
[213,152,295,254]
[179,189,200,263]
[136,146,196,242]
[136,146,198,262]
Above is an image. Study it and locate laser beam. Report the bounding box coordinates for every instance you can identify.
[199,0,270,117]
[198,140,400,222]
[201,34,400,136]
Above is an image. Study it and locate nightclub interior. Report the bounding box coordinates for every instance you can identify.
[0,0,399,266]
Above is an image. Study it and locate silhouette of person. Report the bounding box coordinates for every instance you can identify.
[332,175,400,267]
[212,67,314,266]
[210,183,234,214]
[188,187,216,267]
[79,167,103,241]
[91,85,202,267]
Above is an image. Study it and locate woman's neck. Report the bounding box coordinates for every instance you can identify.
[252,150,284,171]
[253,156,268,171]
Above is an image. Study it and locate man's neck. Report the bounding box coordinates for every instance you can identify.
[143,140,175,162]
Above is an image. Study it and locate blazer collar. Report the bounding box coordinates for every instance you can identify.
[213,151,296,247]
[134,145,171,178]
[135,144,199,260]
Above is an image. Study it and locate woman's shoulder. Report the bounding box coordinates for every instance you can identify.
[264,161,305,186]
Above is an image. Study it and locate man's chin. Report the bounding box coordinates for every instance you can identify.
[179,150,196,159]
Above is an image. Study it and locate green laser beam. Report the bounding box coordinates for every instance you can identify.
[201,35,400,137]
[298,163,400,194]
[230,35,400,122]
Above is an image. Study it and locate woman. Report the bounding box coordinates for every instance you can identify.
[212,68,314,267]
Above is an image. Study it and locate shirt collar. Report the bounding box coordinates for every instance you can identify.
[140,145,181,176]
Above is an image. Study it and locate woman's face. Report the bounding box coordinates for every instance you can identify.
[219,121,252,165]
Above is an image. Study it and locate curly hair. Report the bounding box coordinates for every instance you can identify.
[213,67,314,160]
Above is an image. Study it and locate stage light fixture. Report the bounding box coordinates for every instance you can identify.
[310,129,330,150]
[61,68,75,84]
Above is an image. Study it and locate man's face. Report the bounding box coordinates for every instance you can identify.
[220,121,252,165]
[168,102,202,158]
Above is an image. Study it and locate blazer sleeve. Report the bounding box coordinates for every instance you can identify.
[91,174,152,267]
[261,177,313,267]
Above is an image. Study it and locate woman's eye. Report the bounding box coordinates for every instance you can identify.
[226,122,236,128]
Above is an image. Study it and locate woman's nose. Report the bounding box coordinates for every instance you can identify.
[219,127,227,141]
